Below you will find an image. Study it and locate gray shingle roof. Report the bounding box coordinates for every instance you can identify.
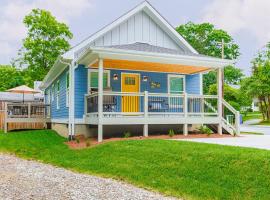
[102,42,208,57]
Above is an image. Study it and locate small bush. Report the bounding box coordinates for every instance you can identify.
[123,131,131,138]
[76,138,80,144]
[168,129,175,137]
[86,140,91,147]
[199,125,212,136]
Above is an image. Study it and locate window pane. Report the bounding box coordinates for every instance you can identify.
[66,72,69,88]
[90,72,108,88]
[170,77,183,94]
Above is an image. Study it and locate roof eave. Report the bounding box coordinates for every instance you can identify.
[84,46,233,69]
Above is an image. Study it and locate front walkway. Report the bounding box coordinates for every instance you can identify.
[0,154,176,200]
[175,134,270,150]
[240,119,270,135]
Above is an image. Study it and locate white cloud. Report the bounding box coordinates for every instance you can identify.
[201,0,270,46]
[0,0,94,64]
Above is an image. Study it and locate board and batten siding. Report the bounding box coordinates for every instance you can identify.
[91,11,184,52]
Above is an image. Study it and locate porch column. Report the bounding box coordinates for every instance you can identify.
[143,91,148,137]
[184,92,188,136]
[98,58,104,142]
[183,124,188,136]
[217,68,223,135]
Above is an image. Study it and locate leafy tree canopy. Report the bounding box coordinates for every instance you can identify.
[15,9,73,86]
[240,43,270,120]
[0,65,25,91]
[176,22,242,93]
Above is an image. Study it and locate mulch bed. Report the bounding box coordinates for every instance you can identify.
[65,134,233,149]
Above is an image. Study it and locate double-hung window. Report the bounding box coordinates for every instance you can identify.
[56,80,60,109]
[66,71,69,107]
[88,69,110,92]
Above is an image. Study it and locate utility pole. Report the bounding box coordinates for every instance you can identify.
[221,39,224,99]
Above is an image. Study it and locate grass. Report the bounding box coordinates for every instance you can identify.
[242,111,262,122]
[255,121,270,126]
[241,132,264,135]
[1,130,270,200]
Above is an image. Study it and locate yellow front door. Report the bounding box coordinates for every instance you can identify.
[121,73,140,113]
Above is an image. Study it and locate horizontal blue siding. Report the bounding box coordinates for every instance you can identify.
[75,65,88,118]
[186,74,201,94]
[46,69,69,119]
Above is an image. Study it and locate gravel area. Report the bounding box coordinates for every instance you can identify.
[0,154,177,200]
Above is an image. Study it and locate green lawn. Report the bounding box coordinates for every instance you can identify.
[242,111,262,122]
[1,130,270,200]
[255,121,270,126]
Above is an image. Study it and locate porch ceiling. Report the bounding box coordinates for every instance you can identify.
[91,59,211,74]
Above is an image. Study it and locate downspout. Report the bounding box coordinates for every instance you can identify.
[59,58,75,141]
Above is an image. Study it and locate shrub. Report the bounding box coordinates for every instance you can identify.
[123,131,131,138]
[86,140,91,147]
[76,138,80,144]
[168,129,175,137]
[199,125,212,136]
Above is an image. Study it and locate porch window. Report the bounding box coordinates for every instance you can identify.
[168,75,185,94]
[88,70,110,91]
[56,80,60,109]
[66,71,69,107]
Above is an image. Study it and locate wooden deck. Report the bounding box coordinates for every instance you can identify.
[0,101,50,132]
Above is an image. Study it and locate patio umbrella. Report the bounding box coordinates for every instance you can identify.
[7,85,40,103]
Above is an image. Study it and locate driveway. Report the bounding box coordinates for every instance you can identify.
[176,134,270,150]
[0,154,175,200]
[240,119,270,135]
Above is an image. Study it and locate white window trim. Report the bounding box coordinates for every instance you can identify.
[51,84,55,102]
[56,80,60,110]
[47,89,51,104]
[66,71,69,107]
[88,68,110,93]
[168,74,186,94]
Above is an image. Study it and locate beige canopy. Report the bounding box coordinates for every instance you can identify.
[7,85,40,94]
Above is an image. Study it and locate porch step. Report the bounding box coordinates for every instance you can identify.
[206,124,233,135]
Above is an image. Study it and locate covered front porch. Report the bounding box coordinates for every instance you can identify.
[75,43,238,142]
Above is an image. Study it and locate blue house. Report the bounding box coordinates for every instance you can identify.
[40,1,240,142]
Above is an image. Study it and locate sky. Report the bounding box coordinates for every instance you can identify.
[1,0,270,75]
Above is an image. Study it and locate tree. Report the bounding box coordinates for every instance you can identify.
[16,9,73,86]
[176,22,242,93]
[241,43,270,121]
[0,65,25,91]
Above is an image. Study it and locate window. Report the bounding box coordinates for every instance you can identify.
[168,75,185,94]
[56,80,60,109]
[66,71,69,107]
[88,70,110,91]
[47,89,51,104]
[51,84,54,102]
[125,77,135,85]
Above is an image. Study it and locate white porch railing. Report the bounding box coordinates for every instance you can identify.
[85,92,218,118]
[222,99,240,135]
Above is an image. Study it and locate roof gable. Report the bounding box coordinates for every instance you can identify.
[63,1,198,60]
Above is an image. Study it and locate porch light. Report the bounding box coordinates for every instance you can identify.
[143,76,148,82]
[113,74,118,80]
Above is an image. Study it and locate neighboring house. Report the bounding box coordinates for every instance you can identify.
[40,1,240,141]
[251,98,260,112]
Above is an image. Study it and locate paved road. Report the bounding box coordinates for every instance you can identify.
[240,119,270,135]
[176,134,270,150]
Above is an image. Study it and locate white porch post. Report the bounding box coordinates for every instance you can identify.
[143,91,148,137]
[68,61,75,140]
[184,92,188,136]
[98,58,104,142]
[217,68,223,135]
